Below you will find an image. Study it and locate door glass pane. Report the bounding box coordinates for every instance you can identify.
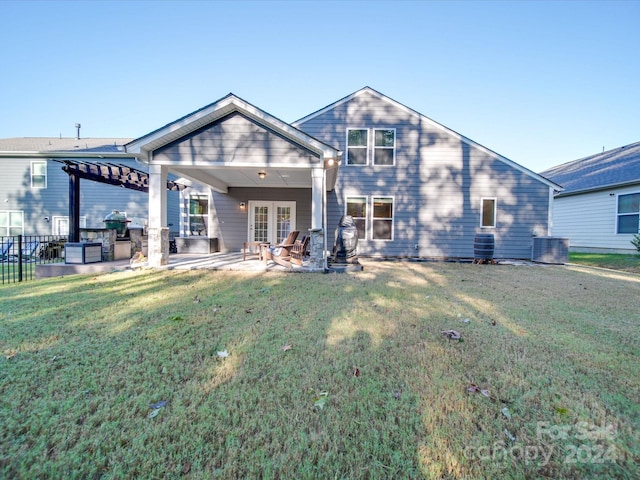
[253,206,269,242]
[189,194,208,236]
[276,207,291,244]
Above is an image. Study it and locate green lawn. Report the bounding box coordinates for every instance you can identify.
[569,252,640,275]
[1,261,638,479]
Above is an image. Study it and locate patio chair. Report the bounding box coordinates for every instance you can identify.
[263,230,299,269]
[1,238,14,260]
[290,235,310,266]
[10,240,41,262]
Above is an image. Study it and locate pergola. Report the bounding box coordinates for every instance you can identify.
[56,159,188,242]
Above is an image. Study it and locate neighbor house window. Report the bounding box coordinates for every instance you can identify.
[31,161,47,188]
[481,198,497,228]
[617,193,640,234]
[347,129,368,165]
[52,216,86,235]
[346,196,367,240]
[189,194,209,236]
[0,211,24,236]
[372,197,394,240]
[373,129,395,166]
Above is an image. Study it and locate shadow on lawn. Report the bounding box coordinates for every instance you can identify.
[1,264,638,478]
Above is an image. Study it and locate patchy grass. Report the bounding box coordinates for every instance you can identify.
[1,261,638,479]
[569,252,640,274]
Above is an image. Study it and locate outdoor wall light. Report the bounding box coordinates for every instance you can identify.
[44,216,50,222]
[258,170,266,179]
[239,202,246,211]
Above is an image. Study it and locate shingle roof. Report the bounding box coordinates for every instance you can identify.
[540,141,640,196]
[0,137,133,153]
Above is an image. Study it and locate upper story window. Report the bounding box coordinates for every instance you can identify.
[31,161,47,188]
[347,129,368,165]
[481,198,497,228]
[373,129,395,166]
[0,210,24,236]
[617,193,640,234]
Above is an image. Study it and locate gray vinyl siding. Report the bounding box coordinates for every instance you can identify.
[0,157,179,236]
[208,187,311,252]
[153,112,320,165]
[300,91,551,259]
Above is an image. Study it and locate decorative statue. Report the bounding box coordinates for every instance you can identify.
[333,215,359,263]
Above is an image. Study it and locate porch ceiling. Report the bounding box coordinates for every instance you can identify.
[171,165,317,190]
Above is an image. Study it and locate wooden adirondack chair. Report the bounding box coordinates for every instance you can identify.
[263,230,299,269]
[290,235,310,266]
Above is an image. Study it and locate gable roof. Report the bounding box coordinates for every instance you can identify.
[125,93,341,162]
[293,86,562,191]
[540,141,640,197]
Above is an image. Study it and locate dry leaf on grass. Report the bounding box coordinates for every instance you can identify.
[281,344,292,352]
[5,350,17,360]
[353,367,360,377]
[217,350,229,358]
[467,383,491,397]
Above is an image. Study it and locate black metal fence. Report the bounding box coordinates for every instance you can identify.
[1,235,68,284]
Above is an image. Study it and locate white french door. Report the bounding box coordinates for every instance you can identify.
[248,201,296,244]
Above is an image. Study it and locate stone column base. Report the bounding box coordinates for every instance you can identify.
[147,227,169,267]
[308,228,325,271]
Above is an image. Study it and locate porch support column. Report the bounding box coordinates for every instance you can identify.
[309,167,325,271]
[148,163,169,267]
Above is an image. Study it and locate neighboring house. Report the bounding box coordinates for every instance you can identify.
[0,137,180,237]
[1,87,561,268]
[540,141,640,254]
[125,87,561,267]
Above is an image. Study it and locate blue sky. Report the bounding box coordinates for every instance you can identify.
[1,0,638,172]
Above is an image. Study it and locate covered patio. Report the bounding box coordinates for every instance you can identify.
[124,94,342,271]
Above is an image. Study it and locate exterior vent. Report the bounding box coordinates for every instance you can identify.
[532,237,569,264]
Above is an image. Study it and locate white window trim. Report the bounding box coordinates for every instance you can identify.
[373,128,396,166]
[31,160,47,188]
[0,210,24,236]
[616,192,640,234]
[480,197,497,228]
[345,196,368,242]
[346,128,369,166]
[371,195,395,241]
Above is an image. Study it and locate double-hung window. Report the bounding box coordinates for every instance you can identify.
[31,161,47,188]
[347,128,396,166]
[346,197,367,240]
[0,211,24,236]
[346,196,394,240]
[481,198,497,228]
[372,197,394,240]
[617,193,640,234]
[373,129,395,166]
[188,193,209,236]
[347,129,368,165]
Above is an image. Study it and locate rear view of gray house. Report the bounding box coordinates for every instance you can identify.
[1,87,561,268]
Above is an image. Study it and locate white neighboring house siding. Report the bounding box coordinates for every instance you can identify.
[552,184,640,253]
